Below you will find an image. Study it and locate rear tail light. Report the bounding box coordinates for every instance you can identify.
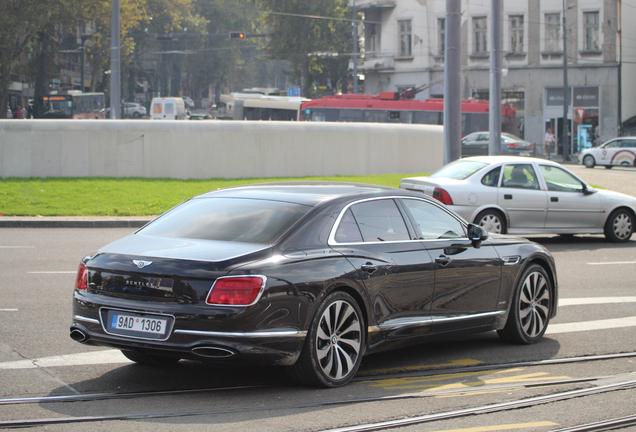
[507,143,519,148]
[432,187,454,205]
[206,276,266,306]
[75,263,88,291]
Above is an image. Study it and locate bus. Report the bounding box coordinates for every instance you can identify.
[299,93,517,136]
[217,93,309,121]
[37,92,105,119]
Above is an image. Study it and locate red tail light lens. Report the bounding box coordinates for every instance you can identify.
[432,187,454,205]
[507,143,519,148]
[206,276,266,306]
[75,263,88,291]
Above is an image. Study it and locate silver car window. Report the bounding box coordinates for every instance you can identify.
[539,165,585,192]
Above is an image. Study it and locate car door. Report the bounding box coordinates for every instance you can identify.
[498,163,548,229]
[538,164,602,229]
[462,133,489,157]
[400,198,503,328]
[329,198,436,337]
[598,140,620,164]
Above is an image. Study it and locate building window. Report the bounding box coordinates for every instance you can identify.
[584,11,600,51]
[545,13,561,52]
[438,18,445,54]
[367,23,377,53]
[398,20,412,57]
[510,15,524,53]
[473,17,487,54]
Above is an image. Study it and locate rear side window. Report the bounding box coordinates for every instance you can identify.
[481,167,501,187]
[139,198,312,244]
[349,199,410,242]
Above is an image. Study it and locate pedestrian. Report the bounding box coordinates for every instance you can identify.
[544,128,556,158]
[6,105,13,118]
[27,102,33,119]
[20,105,27,119]
[15,105,23,119]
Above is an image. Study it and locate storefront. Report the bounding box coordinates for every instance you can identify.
[544,86,600,157]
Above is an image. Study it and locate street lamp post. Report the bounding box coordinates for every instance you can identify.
[80,35,92,93]
[562,0,571,162]
[352,0,358,94]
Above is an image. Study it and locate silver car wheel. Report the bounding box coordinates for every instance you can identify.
[478,213,503,234]
[583,155,596,168]
[518,271,551,338]
[612,213,633,240]
[315,299,362,381]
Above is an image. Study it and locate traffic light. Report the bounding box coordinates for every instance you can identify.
[229,32,245,39]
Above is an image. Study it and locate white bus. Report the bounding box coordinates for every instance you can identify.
[217,93,309,121]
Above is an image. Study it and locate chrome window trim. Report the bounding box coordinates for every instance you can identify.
[174,329,307,338]
[328,196,469,246]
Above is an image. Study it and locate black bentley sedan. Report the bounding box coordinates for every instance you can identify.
[71,182,558,388]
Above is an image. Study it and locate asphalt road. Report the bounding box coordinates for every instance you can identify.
[1,225,636,431]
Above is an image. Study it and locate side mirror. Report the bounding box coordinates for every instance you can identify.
[467,224,488,248]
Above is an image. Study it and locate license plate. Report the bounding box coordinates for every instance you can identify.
[112,314,167,334]
[103,310,173,340]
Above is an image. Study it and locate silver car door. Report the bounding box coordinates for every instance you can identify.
[538,164,602,229]
[497,163,548,229]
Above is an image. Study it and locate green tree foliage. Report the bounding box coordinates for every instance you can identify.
[256,0,352,97]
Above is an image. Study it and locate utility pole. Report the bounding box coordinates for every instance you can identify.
[110,0,121,119]
[352,0,358,94]
[489,0,502,155]
[562,0,570,162]
[80,35,92,93]
[443,0,462,163]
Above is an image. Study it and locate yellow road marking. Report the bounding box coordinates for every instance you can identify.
[358,358,484,376]
[427,421,559,432]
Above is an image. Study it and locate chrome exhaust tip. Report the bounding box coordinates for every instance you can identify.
[191,346,237,359]
[70,328,88,343]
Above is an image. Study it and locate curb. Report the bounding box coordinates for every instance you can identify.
[0,219,152,228]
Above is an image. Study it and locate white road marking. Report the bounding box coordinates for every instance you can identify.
[588,261,636,265]
[27,271,76,274]
[546,316,636,334]
[0,309,18,312]
[0,350,131,370]
[0,246,35,249]
[1,297,634,370]
[559,297,636,306]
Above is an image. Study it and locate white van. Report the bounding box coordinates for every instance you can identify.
[150,97,187,120]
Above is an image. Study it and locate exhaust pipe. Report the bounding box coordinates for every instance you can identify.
[70,328,88,343]
[191,346,237,359]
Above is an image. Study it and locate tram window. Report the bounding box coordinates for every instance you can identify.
[339,109,363,122]
[364,110,387,123]
[411,111,442,125]
[388,111,401,122]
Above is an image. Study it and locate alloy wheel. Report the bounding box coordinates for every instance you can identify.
[518,271,551,338]
[612,213,633,240]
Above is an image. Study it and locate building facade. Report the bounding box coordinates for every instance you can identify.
[354,0,636,154]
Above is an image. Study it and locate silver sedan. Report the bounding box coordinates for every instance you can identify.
[400,156,636,242]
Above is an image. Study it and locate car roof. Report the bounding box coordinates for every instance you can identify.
[457,155,562,166]
[196,182,408,206]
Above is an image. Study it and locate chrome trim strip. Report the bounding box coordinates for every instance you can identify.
[378,311,505,331]
[173,329,307,338]
[73,315,100,324]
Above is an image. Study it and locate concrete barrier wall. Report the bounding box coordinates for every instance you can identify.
[0,120,443,179]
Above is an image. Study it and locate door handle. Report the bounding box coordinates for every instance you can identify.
[435,255,452,266]
[504,194,513,200]
[551,197,559,202]
[361,263,377,273]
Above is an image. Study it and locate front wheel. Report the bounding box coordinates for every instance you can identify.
[288,291,364,388]
[604,209,634,242]
[583,155,596,168]
[133,111,141,118]
[475,209,506,234]
[498,264,552,344]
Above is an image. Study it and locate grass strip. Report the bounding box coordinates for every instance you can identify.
[0,174,428,216]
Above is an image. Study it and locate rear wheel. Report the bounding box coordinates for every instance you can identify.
[289,291,364,388]
[475,209,506,234]
[121,350,180,366]
[133,111,141,118]
[583,155,596,168]
[604,208,634,242]
[498,264,552,344]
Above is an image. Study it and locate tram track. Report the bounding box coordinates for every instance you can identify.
[1,352,635,428]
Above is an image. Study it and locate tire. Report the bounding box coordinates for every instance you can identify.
[605,165,613,169]
[498,264,552,344]
[288,291,364,388]
[475,209,506,234]
[121,350,180,366]
[133,111,141,118]
[604,208,634,242]
[583,155,596,168]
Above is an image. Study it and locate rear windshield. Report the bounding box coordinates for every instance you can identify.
[429,160,488,180]
[139,198,312,244]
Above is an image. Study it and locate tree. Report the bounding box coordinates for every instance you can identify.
[255,0,352,97]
